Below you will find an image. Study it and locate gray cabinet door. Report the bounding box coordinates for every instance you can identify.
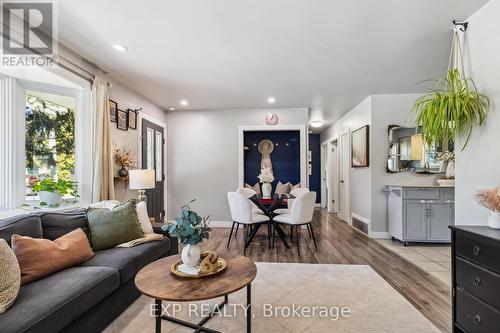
[404,201,426,240]
[427,202,452,241]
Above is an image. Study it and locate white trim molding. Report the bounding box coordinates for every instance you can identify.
[369,231,391,239]
[237,124,308,189]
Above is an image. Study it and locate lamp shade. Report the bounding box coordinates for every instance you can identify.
[128,169,155,190]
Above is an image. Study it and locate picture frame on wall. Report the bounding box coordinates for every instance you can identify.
[116,109,128,131]
[127,109,137,130]
[351,125,369,167]
[109,100,117,122]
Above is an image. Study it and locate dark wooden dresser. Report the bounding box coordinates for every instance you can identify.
[451,226,500,333]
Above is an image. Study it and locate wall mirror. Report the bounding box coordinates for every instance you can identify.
[386,125,454,174]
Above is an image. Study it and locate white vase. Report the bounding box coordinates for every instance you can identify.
[179,244,201,275]
[446,160,455,179]
[39,191,62,206]
[488,212,500,229]
[261,182,272,199]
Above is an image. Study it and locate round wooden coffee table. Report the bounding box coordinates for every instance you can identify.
[135,255,257,333]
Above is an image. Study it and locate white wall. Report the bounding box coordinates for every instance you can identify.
[321,97,372,223]
[455,0,500,225]
[107,80,167,203]
[165,108,308,222]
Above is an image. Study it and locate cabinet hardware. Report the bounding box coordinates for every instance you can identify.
[446,200,455,204]
[473,246,480,256]
[473,277,481,287]
[473,314,481,324]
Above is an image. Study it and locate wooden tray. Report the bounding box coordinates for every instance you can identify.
[170,258,227,278]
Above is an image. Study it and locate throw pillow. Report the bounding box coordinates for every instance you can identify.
[86,200,144,251]
[11,228,94,285]
[275,181,291,197]
[136,201,154,234]
[291,182,301,190]
[0,239,20,313]
[245,182,261,195]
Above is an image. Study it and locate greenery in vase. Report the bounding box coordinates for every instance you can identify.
[33,178,78,197]
[411,69,490,151]
[162,200,212,245]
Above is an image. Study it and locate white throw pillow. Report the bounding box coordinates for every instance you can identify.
[136,201,154,235]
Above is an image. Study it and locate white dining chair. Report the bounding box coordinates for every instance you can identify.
[273,191,317,256]
[227,192,271,254]
[236,187,265,215]
[274,188,310,215]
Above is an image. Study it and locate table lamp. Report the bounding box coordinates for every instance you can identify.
[128,169,155,202]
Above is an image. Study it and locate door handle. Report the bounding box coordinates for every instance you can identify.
[340,180,344,183]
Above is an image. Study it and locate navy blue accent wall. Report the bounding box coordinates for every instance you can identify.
[244,131,300,194]
[309,134,321,203]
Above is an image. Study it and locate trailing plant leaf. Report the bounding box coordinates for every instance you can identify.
[411,69,489,151]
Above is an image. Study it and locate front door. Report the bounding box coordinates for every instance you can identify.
[141,119,165,221]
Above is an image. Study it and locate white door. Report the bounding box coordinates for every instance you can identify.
[327,140,338,213]
[339,132,350,222]
[321,143,327,208]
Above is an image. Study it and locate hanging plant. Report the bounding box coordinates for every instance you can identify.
[411,28,490,151]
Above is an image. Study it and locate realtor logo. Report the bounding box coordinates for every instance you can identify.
[1,1,53,55]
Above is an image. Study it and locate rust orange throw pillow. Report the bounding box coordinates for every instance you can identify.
[11,228,94,285]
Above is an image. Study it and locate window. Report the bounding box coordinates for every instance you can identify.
[25,91,76,200]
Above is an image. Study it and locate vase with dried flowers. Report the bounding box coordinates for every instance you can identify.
[114,148,136,178]
[475,187,500,229]
[437,151,455,179]
[258,167,274,199]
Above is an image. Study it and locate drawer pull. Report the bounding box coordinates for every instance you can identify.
[473,246,480,256]
[474,314,481,324]
[473,277,482,287]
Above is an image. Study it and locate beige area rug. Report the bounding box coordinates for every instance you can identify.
[104,263,439,333]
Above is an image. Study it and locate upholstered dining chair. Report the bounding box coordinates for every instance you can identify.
[236,187,265,215]
[274,187,310,215]
[273,191,317,256]
[227,192,270,254]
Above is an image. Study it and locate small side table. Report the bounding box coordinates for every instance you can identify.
[135,255,257,333]
[152,222,179,255]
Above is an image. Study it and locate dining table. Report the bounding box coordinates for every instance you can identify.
[248,195,290,249]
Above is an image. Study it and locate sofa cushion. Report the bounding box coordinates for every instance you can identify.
[0,215,42,246]
[38,209,90,241]
[0,239,20,313]
[0,266,119,333]
[80,237,171,284]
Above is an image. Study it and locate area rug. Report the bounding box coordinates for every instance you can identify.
[104,263,439,333]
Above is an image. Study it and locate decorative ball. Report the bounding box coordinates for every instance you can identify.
[265,113,279,125]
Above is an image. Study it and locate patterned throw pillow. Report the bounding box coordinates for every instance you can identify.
[0,239,20,313]
[12,228,94,285]
[275,181,291,197]
[245,182,261,195]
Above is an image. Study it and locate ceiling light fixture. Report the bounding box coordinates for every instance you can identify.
[267,97,276,104]
[168,106,176,111]
[112,43,128,52]
[309,120,324,128]
[180,100,188,106]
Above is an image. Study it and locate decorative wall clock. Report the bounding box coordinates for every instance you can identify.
[265,113,279,125]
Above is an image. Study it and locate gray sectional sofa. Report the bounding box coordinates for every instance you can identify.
[0,209,178,333]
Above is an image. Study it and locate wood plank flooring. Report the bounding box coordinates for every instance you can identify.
[198,208,451,332]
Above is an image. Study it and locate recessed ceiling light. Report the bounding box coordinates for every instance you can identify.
[309,120,324,128]
[267,97,276,104]
[112,43,128,52]
[180,100,188,106]
[168,106,176,111]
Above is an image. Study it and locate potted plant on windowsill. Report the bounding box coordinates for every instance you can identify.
[162,200,212,275]
[32,178,79,207]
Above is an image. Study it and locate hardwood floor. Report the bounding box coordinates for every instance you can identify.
[200,208,452,332]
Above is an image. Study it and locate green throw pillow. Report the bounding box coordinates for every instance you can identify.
[87,200,144,251]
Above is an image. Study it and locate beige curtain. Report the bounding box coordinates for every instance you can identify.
[91,77,115,202]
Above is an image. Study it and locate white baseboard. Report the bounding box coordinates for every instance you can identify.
[369,231,391,239]
[209,221,233,228]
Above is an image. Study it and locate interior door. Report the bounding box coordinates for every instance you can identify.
[141,119,165,221]
[339,133,350,222]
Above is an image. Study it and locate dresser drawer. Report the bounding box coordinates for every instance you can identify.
[456,232,500,275]
[456,289,500,333]
[403,188,440,200]
[456,257,500,310]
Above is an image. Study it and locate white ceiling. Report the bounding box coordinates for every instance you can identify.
[55,0,488,131]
